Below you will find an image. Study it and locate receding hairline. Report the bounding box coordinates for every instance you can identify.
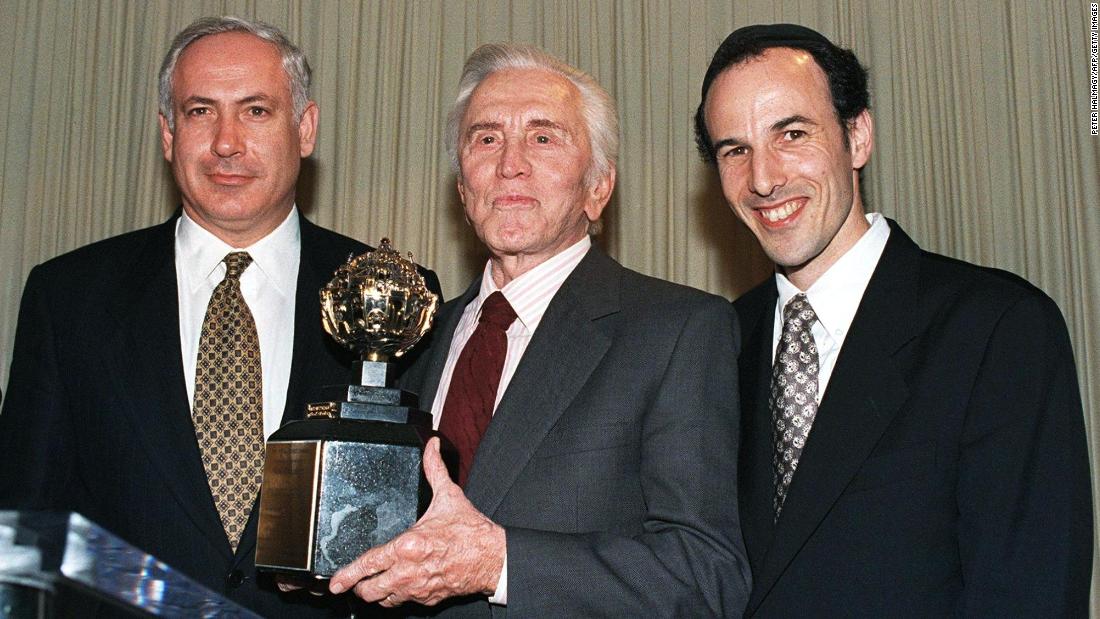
[159,17,313,131]
[167,33,301,125]
[172,30,285,79]
[702,47,836,128]
[708,46,826,93]
[459,66,591,141]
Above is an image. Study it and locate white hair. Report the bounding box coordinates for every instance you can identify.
[445,42,619,190]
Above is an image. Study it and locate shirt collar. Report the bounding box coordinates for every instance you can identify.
[475,235,592,333]
[175,206,301,295]
[775,213,890,337]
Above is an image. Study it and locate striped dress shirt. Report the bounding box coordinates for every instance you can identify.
[428,234,592,606]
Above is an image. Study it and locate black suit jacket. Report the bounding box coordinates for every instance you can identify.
[735,220,1092,617]
[400,246,751,618]
[0,213,440,618]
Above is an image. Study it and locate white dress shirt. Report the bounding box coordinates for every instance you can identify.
[430,234,592,605]
[772,213,890,400]
[176,207,301,440]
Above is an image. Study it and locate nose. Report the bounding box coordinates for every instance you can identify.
[212,116,244,158]
[497,139,531,179]
[748,147,786,197]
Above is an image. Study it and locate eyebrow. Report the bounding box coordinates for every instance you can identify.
[179,94,275,108]
[771,115,815,131]
[180,95,216,108]
[711,136,743,153]
[464,118,568,138]
[711,114,818,152]
[238,94,274,106]
[465,121,502,138]
[527,118,566,132]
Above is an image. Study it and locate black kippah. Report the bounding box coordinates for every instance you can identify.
[717,23,834,49]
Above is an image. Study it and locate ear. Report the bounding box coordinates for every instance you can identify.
[847,109,874,170]
[582,167,616,223]
[454,175,475,227]
[455,176,467,204]
[298,101,319,157]
[158,114,174,163]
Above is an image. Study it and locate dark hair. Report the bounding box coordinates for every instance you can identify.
[693,24,870,164]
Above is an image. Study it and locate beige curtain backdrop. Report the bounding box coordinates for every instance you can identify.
[1,0,1097,609]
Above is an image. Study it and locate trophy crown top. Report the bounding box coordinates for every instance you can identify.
[320,239,438,362]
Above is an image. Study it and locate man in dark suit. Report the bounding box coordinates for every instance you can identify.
[695,23,1092,616]
[0,16,438,618]
[327,43,751,616]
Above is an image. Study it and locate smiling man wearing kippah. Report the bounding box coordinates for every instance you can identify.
[696,23,1091,617]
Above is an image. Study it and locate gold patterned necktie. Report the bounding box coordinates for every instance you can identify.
[192,251,264,551]
[770,293,820,521]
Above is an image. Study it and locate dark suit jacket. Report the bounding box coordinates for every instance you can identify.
[399,246,751,618]
[0,212,440,618]
[735,220,1092,617]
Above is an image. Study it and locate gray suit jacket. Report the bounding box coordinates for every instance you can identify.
[401,246,750,618]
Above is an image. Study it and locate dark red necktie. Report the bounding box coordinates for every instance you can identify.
[438,291,517,487]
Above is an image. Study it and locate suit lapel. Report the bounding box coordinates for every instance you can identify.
[280,216,341,427]
[464,248,618,517]
[103,216,229,554]
[734,282,782,573]
[749,222,922,610]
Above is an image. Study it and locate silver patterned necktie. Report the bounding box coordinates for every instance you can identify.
[770,293,820,521]
[192,251,264,551]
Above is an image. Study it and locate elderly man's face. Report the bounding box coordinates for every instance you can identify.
[703,47,872,288]
[159,32,317,245]
[456,68,613,265]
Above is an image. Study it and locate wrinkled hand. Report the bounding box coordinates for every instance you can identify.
[328,437,506,607]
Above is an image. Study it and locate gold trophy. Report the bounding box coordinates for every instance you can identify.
[255,239,439,578]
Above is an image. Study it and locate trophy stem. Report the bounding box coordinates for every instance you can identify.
[353,359,390,387]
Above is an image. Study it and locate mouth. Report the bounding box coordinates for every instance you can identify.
[492,194,538,208]
[207,173,255,186]
[755,198,806,226]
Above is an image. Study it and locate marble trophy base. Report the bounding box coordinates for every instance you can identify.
[255,366,437,578]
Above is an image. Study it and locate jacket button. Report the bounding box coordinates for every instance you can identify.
[225,569,246,589]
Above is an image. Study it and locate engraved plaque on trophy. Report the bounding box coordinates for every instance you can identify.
[255,239,439,578]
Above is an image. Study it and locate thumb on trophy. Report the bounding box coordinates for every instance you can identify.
[422,437,453,492]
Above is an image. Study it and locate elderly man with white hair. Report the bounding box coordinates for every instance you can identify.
[329,43,751,617]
